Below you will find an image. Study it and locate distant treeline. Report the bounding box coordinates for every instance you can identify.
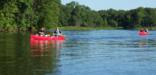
[61,2,156,29]
[0,1,156,31]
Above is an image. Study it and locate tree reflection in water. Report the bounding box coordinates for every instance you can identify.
[30,39,64,75]
[0,32,64,75]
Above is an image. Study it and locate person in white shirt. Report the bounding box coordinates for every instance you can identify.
[53,27,62,36]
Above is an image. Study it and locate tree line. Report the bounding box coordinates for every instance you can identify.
[0,1,156,31]
[61,1,156,29]
[0,0,60,31]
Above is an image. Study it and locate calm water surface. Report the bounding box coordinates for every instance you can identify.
[0,30,156,75]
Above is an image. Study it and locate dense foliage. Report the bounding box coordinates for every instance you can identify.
[0,1,156,31]
[61,2,156,29]
[0,0,60,31]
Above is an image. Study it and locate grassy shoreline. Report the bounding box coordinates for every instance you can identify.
[53,26,156,31]
[55,26,119,31]
[1,26,156,32]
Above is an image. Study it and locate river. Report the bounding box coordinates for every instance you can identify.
[0,30,156,75]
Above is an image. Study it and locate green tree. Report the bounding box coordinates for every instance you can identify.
[33,0,61,29]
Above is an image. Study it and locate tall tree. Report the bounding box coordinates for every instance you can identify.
[0,0,18,31]
[33,0,61,29]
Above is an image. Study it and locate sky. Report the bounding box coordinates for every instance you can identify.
[61,0,156,10]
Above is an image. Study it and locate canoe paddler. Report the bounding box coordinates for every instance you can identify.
[53,27,62,36]
[38,27,46,36]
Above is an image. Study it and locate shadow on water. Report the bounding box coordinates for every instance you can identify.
[0,32,63,75]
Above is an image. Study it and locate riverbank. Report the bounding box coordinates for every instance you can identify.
[54,26,119,31]
[134,26,156,30]
[1,26,156,32]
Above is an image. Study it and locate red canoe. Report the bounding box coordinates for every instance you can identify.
[30,34,65,40]
[138,31,148,35]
